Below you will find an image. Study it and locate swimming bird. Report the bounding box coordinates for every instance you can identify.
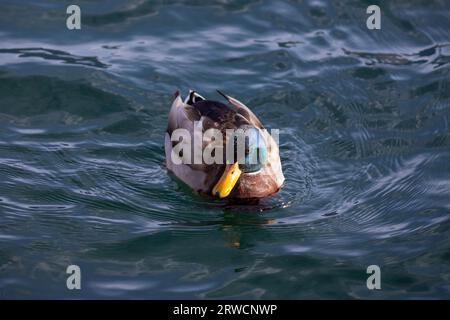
[165,90,284,199]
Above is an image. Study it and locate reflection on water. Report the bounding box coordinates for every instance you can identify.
[0,48,109,68]
[0,0,450,299]
[343,43,450,69]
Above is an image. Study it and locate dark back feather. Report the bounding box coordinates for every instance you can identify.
[192,100,249,130]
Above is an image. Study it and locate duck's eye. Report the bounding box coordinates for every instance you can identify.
[230,126,268,172]
[240,146,268,173]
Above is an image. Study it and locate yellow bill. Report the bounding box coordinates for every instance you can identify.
[212,162,242,198]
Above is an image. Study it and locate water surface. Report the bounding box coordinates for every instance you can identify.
[1,0,450,299]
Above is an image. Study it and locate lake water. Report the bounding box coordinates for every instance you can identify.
[0,0,449,299]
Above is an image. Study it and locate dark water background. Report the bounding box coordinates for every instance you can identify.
[1,0,450,299]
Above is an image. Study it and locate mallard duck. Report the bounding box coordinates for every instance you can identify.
[164,90,284,199]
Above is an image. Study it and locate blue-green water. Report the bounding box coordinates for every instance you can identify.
[1,0,450,299]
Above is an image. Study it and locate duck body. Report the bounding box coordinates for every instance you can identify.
[164,90,284,199]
